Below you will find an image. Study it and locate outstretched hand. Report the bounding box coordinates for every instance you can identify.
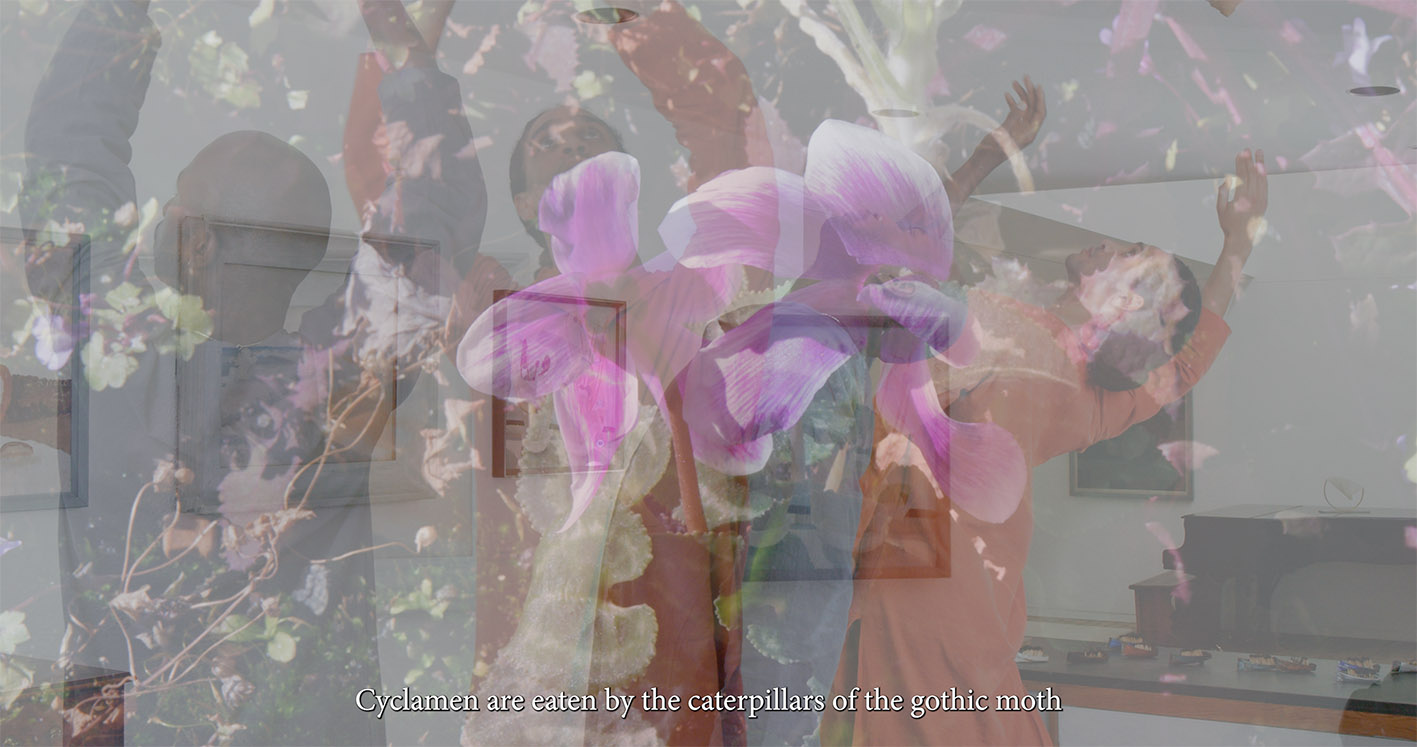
[986,76,1047,156]
[1204,148,1268,317]
[942,76,1047,215]
[1217,148,1268,245]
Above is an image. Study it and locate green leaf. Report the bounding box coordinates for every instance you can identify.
[248,0,275,27]
[0,658,35,710]
[713,590,741,631]
[120,197,161,256]
[104,282,144,313]
[266,631,297,663]
[223,80,264,110]
[15,0,49,18]
[572,70,612,101]
[588,603,657,689]
[81,333,140,391]
[216,613,263,643]
[172,330,205,361]
[188,32,263,111]
[600,508,652,587]
[152,288,212,359]
[0,610,31,655]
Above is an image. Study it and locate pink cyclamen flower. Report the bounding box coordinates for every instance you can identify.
[456,152,738,529]
[662,120,1026,523]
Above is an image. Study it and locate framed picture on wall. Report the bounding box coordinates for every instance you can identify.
[490,289,626,478]
[746,307,947,582]
[1070,394,1194,499]
[0,227,89,512]
[171,217,448,513]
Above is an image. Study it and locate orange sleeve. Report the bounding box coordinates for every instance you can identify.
[1089,309,1231,445]
[610,2,769,190]
[852,415,951,579]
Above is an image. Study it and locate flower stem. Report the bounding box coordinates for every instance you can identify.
[663,381,707,534]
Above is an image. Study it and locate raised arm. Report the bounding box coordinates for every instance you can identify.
[1083,308,1231,447]
[1060,148,1267,450]
[343,0,454,221]
[353,0,487,272]
[940,76,1046,217]
[1205,148,1267,318]
[21,0,160,295]
[608,0,770,189]
[312,1,492,359]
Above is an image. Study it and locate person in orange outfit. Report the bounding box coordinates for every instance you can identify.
[826,100,1268,744]
[496,7,773,742]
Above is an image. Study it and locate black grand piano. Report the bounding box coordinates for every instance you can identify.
[1131,504,1417,649]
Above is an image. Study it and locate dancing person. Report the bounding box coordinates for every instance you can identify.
[826,78,1267,744]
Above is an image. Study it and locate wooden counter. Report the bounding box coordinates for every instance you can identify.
[1017,638,1416,741]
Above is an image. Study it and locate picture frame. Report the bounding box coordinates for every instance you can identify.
[1070,393,1194,499]
[172,216,449,514]
[0,227,89,512]
[745,308,947,582]
[490,289,627,478]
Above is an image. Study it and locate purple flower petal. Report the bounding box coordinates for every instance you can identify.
[875,361,1027,523]
[658,166,825,279]
[1107,0,1157,56]
[455,277,594,401]
[782,279,875,353]
[554,352,638,530]
[539,152,640,280]
[624,264,740,404]
[805,120,953,276]
[33,314,74,371]
[857,277,969,362]
[682,302,856,474]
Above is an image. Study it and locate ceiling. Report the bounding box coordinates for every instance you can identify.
[2,0,1411,265]
[847,0,1417,194]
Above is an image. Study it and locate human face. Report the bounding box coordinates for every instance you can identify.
[515,106,618,219]
[1071,240,1183,343]
[1064,238,1150,285]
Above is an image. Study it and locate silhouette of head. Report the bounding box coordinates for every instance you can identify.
[155,131,331,335]
[1065,239,1202,390]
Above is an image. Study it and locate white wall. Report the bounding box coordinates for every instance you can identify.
[987,170,1417,634]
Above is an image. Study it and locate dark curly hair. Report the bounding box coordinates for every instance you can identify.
[508,108,627,251]
[1087,256,1203,391]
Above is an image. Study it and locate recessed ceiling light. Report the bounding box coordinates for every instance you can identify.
[872,108,920,118]
[575,7,638,24]
[1349,86,1400,97]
